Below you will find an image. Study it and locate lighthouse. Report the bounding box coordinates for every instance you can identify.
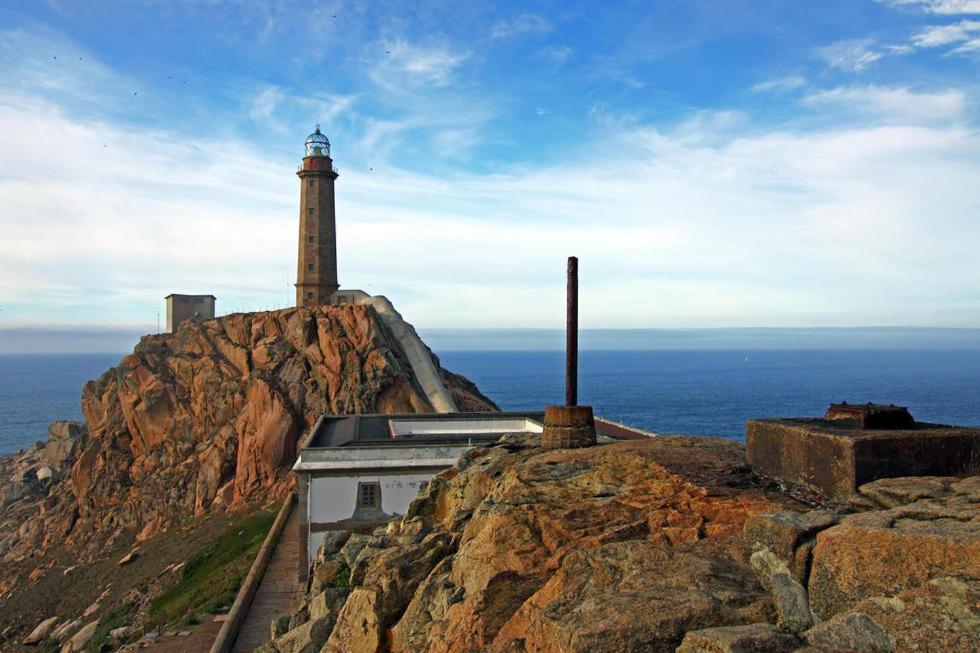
[295,126,339,307]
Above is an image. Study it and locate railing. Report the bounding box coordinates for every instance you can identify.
[209,495,295,653]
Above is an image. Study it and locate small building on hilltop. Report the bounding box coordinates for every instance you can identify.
[164,293,216,332]
[292,411,655,579]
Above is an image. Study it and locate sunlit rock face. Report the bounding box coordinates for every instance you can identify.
[1,305,495,561]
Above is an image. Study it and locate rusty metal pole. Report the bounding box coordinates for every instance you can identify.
[566,256,578,407]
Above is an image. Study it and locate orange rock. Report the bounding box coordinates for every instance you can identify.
[9,305,495,559]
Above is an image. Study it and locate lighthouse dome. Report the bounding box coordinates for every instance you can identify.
[305,126,331,158]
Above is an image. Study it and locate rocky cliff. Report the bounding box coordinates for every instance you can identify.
[267,434,979,653]
[0,305,496,563]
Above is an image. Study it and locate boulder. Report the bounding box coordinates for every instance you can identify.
[267,616,331,653]
[676,623,801,653]
[109,626,134,642]
[338,533,373,569]
[769,570,814,632]
[43,421,85,470]
[803,612,895,652]
[742,510,837,583]
[270,614,291,640]
[60,620,99,653]
[848,576,980,653]
[50,619,81,642]
[35,465,55,484]
[22,616,59,645]
[748,548,814,632]
[493,540,772,653]
[808,493,980,618]
[308,588,349,623]
[315,530,351,559]
[323,588,383,653]
[118,548,141,566]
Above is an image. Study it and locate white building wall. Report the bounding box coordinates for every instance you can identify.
[307,471,435,561]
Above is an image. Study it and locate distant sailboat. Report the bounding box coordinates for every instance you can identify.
[744,355,750,362]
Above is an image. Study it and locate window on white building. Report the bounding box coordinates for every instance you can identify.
[357,482,380,509]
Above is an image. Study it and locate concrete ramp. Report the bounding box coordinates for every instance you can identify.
[229,507,303,652]
[332,290,458,413]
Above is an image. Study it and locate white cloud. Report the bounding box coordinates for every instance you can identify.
[803,85,966,121]
[878,0,980,14]
[751,75,806,93]
[1,27,979,331]
[372,39,468,88]
[814,39,883,72]
[249,85,284,123]
[3,83,978,330]
[912,18,980,47]
[490,13,551,39]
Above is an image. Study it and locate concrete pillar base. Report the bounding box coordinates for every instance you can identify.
[542,405,596,449]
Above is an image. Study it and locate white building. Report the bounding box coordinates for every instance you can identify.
[292,411,654,579]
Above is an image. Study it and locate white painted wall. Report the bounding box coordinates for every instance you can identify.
[307,471,435,561]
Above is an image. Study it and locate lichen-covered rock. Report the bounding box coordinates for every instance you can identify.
[847,576,980,653]
[493,540,772,653]
[742,510,837,584]
[676,623,801,653]
[850,475,979,511]
[803,612,895,652]
[260,438,980,653]
[808,494,980,618]
[263,616,332,653]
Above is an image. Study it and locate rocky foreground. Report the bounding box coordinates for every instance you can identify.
[0,305,495,567]
[265,434,979,653]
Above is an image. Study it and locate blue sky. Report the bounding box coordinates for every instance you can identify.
[0,0,979,333]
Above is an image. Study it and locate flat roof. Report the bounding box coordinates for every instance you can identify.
[301,411,655,451]
[164,294,217,299]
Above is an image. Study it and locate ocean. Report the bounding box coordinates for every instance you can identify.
[2,350,979,454]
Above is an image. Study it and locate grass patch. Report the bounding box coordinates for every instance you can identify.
[87,602,136,652]
[146,506,277,628]
[327,562,350,589]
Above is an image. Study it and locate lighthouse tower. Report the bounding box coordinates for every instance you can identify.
[295,126,339,307]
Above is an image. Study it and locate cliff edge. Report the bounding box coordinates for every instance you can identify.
[1,304,496,563]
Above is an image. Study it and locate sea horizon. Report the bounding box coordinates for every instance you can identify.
[2,324,980,355]
[3,347,980,456]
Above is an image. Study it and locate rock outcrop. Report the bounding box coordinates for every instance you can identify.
[0,305,495,563]
[269,436,979,653]
[266,434,807,653]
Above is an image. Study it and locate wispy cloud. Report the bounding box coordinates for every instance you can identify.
[877,0,980,14]
[803,85,966,121]
[489,13,551,39]
[814,38,883,72]
[751,75,806,94]
[372,39,468,88]
[248,85,355,135]
[911,18,980,53]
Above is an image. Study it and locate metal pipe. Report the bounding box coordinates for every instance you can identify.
[566,256,578,407]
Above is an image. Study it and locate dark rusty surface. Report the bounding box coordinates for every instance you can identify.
[747,417,980,499]
[824,402,916,430]
[566,256,578,407]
